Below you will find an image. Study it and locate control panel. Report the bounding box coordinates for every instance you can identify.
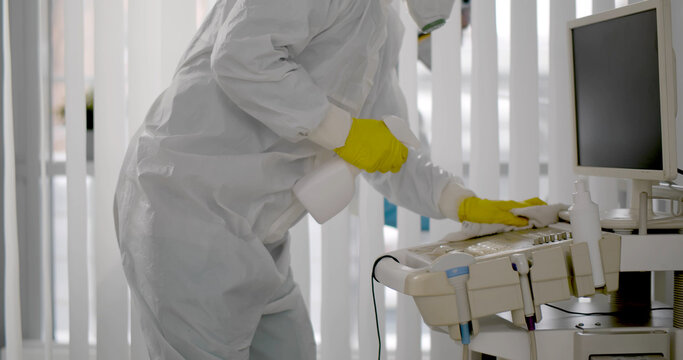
[403,226,575,268]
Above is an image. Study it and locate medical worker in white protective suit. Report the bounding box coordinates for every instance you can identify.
[114,0,555,358]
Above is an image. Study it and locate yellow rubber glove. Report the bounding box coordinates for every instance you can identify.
[458,197,547,227]
[334,118,409,173]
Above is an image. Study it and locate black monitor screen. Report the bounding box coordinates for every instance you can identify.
[572,9,662,170]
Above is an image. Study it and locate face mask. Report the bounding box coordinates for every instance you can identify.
[405,0,456,34]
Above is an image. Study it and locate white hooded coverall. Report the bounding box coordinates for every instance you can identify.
[114,0,473,358]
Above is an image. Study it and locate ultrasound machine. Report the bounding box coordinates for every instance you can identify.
[374,0,682,358]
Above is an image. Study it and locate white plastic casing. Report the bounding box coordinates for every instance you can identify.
[529,246,572,306]
[293,157,359,224]
[467,257,524,319]
[569,242,596,297]
[372,226,623,341]
[569,179,606,287]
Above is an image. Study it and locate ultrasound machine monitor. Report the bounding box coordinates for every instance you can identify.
[568,0,678,230]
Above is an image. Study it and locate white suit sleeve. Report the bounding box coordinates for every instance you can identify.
[210,0,335,142]
[362,150,475,220]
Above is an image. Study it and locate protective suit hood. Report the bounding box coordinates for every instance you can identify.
[406,0,456,34]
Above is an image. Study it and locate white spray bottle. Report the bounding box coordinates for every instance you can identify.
[293,115,420,224]
[569,178,605,288]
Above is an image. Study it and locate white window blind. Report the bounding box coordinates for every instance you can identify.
[93,1,128,359]
[64,0,88,358]
[396,3,423,360]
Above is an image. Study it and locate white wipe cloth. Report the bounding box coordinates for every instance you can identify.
[511,203,569,228]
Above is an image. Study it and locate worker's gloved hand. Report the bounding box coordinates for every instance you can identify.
[334,118,408,173]
[458,197,547,227]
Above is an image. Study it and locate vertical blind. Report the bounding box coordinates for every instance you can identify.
[93,0,128,359]
[470,0,500,200]
[548,0,576,205]
[509,0,539,201]
[3,0,23,357]
[429,0,465,357]
[64,0,88,358]
[396,3,422,359]
[5,0,664,359]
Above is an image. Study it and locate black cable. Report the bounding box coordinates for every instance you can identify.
[544,303,674,316]
[370,276,382,360]
[371,255,399,360]
[543,303,616,316]
[678,168,683,175]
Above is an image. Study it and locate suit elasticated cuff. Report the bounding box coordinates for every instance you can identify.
[438,179,476,222]
[308,103,352,150]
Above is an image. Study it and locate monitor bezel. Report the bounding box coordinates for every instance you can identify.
[567,0,677,181]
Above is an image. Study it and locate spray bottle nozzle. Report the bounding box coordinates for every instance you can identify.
[574,178,587,193]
